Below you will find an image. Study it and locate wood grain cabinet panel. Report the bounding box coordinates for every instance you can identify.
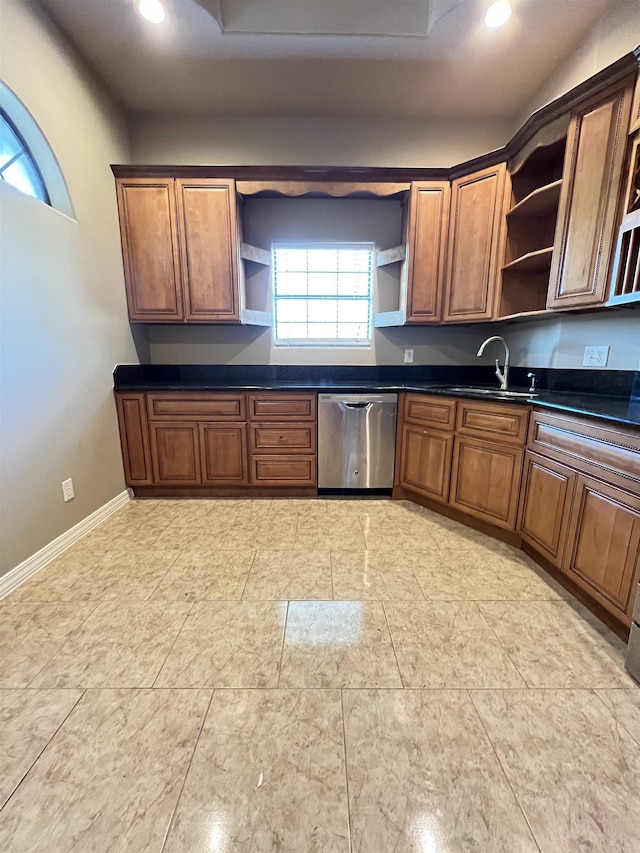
[403,394,456,430]
[176,179,240,321]
[250,423,316,454]
[248,394,316,421]
[199,423,248,485]
[563,475,640,623]
[443,163,508,322]
[116,179,183,321]
[405,181,450,323]
[547,80,634,308]
[150,423,201,485]
[399,423,452,504]
[456,400,529,445]
[115,393,153,485]
[147,393,246,421]
[450,436,523,529]
[251,456,316,486]
[518,451,576,567]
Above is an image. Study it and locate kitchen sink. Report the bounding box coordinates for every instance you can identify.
[446,386,537,398]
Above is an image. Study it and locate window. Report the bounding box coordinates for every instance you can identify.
[0,110,49,204]
[273,243,374,346]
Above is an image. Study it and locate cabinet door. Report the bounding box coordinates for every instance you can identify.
[450,436,523,530]
[443,163,507,322]
[399,423,452,504]
[518,451,575,568]
[176,179,240,321]
[199,424,248,485]
[116,178,184,321]
[150,423,201,485]
[406,181,450,323]
[114,393,153,486]
[563,475,640,624]
[547,80,633,308]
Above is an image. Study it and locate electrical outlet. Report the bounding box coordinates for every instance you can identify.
[404,348,414,364]
[62,478,74,502]
[582,345,609,367]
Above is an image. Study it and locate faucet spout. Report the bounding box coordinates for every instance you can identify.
[476,335,510,390]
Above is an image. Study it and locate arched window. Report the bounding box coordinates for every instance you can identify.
[0,82,73,217]
[0,110,49,203]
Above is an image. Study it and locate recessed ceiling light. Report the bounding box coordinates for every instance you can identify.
[484,0,512,28]
[138,0,166,24]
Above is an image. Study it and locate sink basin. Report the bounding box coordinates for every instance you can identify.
[447,386,537,398]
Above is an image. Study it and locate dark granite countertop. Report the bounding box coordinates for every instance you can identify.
[113,364,640,428]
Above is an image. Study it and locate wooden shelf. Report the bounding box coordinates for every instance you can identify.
[507,179,562,219]
[502,246,554,273]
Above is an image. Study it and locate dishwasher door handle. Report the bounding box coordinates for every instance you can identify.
[342,402,372,409]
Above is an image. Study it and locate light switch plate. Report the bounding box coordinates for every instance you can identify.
[583,345,609,367]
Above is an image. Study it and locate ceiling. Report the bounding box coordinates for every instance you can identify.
[37,0,624,119]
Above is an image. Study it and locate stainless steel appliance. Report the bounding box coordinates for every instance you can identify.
[626,581,640,683]
[318,393,397,489]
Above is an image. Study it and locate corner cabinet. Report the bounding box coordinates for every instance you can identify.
[443,163,508,322]
[405,181,450,323]
[547,78,634,309]
[115,177,270,325]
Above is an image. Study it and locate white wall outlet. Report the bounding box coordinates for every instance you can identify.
[62,478,74,502]
[582,345,609,367]
[404,348,414,364]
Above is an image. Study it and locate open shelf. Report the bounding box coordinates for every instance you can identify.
[507,180,562,219]
[502,246,554,273]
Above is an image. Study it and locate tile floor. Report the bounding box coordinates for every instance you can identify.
[1,497,639,852]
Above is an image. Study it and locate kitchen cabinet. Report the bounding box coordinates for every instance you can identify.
[547,78,634,309]
[405,181,450,323]
[149,423,201,485]
[247,393,317,487]
[609,132,640,305]
[443,163,508,322]
[200,423,248,485]
[397,393,455,502]
[114,392,153,485]
[521,408,640,626]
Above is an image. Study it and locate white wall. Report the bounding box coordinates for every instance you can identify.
[0,0,137,576]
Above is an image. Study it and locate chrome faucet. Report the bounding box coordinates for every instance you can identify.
[477,335,510,390]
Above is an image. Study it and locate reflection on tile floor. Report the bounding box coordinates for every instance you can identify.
[0,497,637,852]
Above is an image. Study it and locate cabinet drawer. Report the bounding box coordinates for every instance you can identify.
[456,400,529,446]
[529,409,640,496]
[250,455,317,486]
[147,393,245,421]
[248,393,316,421]
[250,423,316,454]
[404,394,456,431]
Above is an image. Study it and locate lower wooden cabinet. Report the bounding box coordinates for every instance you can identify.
[150,423,201,485]
[564,475,640,621]
[398,423,452,503]
[115,393,153,485]
[251,455,316,486]
[518,451,575,568]
[200,423,248,485]
[450,436,523,529]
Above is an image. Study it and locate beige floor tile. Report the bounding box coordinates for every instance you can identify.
[295,517,366,549]
[163,689,349,853]
[343,689,539,853]
[360,518,436,550]
[243,549,332,600]
[413,552,517,600]
[0,688,83,808]
[56,550,181,601]
[223,517,297,549]
[0,688,210,853]
[486,553,572,600]
[269,498,328,516]
[330,550,426,600]
[325,498,393,518]
[471,689,640,853]
[0,601,95,688]
[155,601,287,688]
[31,600,192,688]
[7,552,97,602]
[151,549,255,600]
[595,688,640,744]
[478,600,633,688]
[210,498,273,518]
[279,601,402,688]
[82,514,172,547]
[384,600,526,688]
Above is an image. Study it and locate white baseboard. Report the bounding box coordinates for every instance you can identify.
[0,489,132,600]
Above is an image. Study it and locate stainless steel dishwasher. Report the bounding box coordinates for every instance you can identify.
[317,393,398,489]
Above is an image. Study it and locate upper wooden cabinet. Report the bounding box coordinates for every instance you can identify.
[405,181,450,323]
[116,178,184,321]
[175,179,239,322]
[443,163,508,322]
[547,79,634,309]
[116,177,243,323]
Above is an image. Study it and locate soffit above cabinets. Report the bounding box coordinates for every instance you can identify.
[37,0,627,119]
